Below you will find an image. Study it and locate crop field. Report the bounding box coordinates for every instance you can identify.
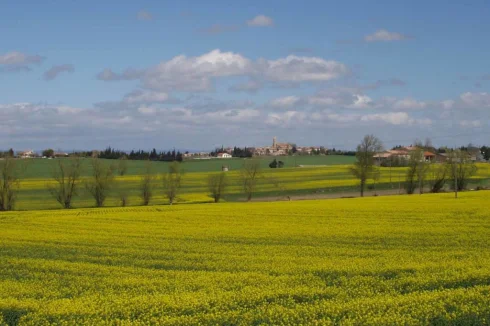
[11,162,490,210]
[16,155,356,178]
[1,191,490,324]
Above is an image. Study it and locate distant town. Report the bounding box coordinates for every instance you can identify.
[1,137,489,163]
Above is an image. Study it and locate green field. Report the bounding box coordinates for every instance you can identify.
[1,191,490,324]
[17,155,356,178]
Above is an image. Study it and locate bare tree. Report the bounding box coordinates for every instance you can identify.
[0,157,24,211]
[416,153,429,195]
[349,135,383,197]
[208,172,228,203]
[117,155,128,176]
[446,150,477,196]
[120,192,129,207]
[162,161,183,205]
[47,157,82,209]
[428,163,449,193]
[371,166,381,196]
[115,156,129,206]
[85,157,115,207]
[405,148,427,194]
[405,157,418,194]
[140,161,156,205]
[424,138,435,152]
[240,159,262,201]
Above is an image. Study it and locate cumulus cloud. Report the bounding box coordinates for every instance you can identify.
[460,120,482,128]
[97,49,349,92]
[43,64,75,81]
[346,95,375,109]
[229,79,263,93]
[142,49,251,91]
[266,111,307,126]
[3,91,488,150]
[439,92,490,111]
[269,96,300,108]
[365,29,411,42]
[306,88,370,109]
[137,10,153,21]
[247,15,274,27]
[123,90,169,104]
[361,112,410,125]
[259,55,348,82]
[264,109,431,128]
[391,98,427,110]
[138,107,157,115]
[0,51,44,72]
[459,92,490,108]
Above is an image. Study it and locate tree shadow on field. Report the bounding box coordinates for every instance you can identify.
[0,308,29,326]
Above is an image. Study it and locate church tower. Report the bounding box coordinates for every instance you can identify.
[273,136,277,149]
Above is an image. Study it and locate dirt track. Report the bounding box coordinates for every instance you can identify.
[250,188,413,202]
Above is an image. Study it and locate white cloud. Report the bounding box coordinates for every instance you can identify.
[392,98,427,110]
[269,96,300,108]
[98,50,349,92]
[346,95,374,109]
[56,106,82,114]
[138,107,157,115]
[459,92,490,108]
[143,49,251,91]
[365,29,411,42]
[229,79,262,93]
[460,120,482,128]
[247,15,274,27]
[361,112,431,126]
[123,90,169,104]
[361,112,410,125]
[266,111,307,126]
[306,88,371,109]
[441,100,455,110]
[307,96,339,106]
[260,55,348,82]
[326,113,360,123]
[137,10,153,21]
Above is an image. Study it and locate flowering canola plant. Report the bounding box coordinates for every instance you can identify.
[1,191,490,324]
[13,163,490,210]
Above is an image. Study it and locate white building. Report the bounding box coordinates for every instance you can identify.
[17,150,36,159]
[217,153,232,159]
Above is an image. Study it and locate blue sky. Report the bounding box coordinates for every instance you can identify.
[1,0,490,150]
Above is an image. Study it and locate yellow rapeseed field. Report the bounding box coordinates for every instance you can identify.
[13,163,490,210]
[1,191,490,324]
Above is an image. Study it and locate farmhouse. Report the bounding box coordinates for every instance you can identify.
[54,152,69,158]
[374,146,436,164]
[17,150,36,159]
[217,153,232,159]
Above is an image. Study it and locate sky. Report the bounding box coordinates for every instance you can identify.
[1,0,490,151]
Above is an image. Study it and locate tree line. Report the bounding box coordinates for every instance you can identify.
[72,147,184,162]
[350,135,479,198]
[0,155,267,211]
[210,146,254,158]
[0,138,486,211]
